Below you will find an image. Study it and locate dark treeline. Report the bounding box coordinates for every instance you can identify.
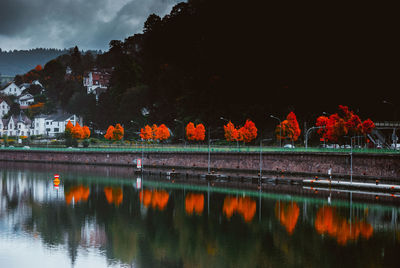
[15,0,399,140]
[0,48,69,76]
[0,48,102,76]
[95,0,398,134]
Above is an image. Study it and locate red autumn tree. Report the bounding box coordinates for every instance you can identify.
[224,121,239,142]
[361,119,375,135]
[316,105,375,143]
[275,112,301,142]
[156,124,171,141]
[65,120,74,134]
[71,123,84,139]
[104,125,115,140]
[112,124,124,141]
[34,65,43,71]
[151,124,158,140]
[194,123,205,141]
[140,125,153,140]
[82,126,91,139]
[186,122,196,141]
[240,120,257,143]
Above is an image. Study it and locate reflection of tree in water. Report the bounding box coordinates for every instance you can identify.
[65,185,90,205]
[315,206,373,245]
[139,189,169,211]
[3,171,400,268]
[275,201,300,234]
[185,193,204,215]
[222,196,256,222]
[104,187,123,206]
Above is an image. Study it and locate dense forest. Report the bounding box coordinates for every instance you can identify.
[11,0,399,140]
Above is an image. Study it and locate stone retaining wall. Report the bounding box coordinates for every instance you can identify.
[0,149,398,179]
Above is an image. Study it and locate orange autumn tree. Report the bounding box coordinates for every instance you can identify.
[82,126,91,139]
[194,123,205,141]
[224,121,239,142]
[140,124,170,142]
[186,122,196,140]
[275,112,301,142]
[65,120,74,134]
[71,123,85,139]
[104,125,115,140]
[104,124,124,141]
[186,122,205,141]
[156,124,171,141]
[224,120,257,143]
[239,119,257,143]
[140,125,153,140]
[113,123,124,141]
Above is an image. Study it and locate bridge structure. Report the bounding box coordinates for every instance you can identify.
[368,121,400,149]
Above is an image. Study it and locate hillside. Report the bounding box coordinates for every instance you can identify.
[0,48,70,76]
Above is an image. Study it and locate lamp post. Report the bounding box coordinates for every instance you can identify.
[208,138,219,174]
[270,115,282,147]
[305,126,325,149]
[259,138,272,178]
[174,119,186,147]
[349,135,364,184]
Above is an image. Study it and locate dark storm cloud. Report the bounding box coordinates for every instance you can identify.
[0,0,181,50]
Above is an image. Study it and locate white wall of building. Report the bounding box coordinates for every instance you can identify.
[0,101,10,118]
[1,82,23,96]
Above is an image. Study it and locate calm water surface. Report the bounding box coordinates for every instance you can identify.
[1,163,400,267]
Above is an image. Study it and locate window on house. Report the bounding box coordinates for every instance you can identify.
[54,128,59,132]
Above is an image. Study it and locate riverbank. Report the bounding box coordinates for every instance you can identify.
[1,148,398,180]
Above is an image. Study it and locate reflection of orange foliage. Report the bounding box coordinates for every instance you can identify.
[315,206,373,245]
[185,193,204,215]
[139,189,169,211]
[223,196,256,222]
[104,187,123,206]
[65,185,90,205]
[275,201,300,234]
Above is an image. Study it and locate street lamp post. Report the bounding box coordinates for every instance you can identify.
[259,138,272,178]
[349,135,364,184]
[305,126,325,149]
[270,115,282,147]
[208,138,219,174]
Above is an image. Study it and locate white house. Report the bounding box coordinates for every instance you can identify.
[32,115,47,136]
[41,113,80,137]
[83,68,111,100]
[3,114,32,136]
[0,82,23,96]
[18,93,35,108]
[0,98,10,118]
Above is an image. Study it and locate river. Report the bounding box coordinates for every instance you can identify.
[1,162,399,267]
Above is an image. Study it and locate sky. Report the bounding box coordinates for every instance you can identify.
[0,0,182,51]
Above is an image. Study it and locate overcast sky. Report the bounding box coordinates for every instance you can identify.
[0,0,182,51]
